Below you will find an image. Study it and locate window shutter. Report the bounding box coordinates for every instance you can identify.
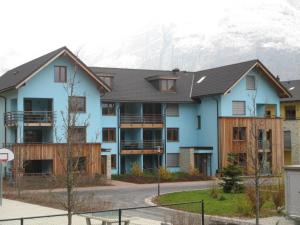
[166,104,179,116]
[232,101,246,115]
[167,153,180,167]
[284,131,291,149]
[246,76,255,90]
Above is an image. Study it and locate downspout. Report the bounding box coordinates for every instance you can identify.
[163,104,167,167]
[117,104,120,175]
[213,97,220,173]
[0,95,7,148]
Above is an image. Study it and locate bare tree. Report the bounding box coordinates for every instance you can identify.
[53,54,93,225]
[245,92,279,225]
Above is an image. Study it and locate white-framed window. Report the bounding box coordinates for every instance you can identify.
[166,104,179,116]
[232,101,246,115]
[167,153,180,167]
[246,75,256,90]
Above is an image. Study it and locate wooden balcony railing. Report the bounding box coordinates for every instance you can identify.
[121,140,164,151]
[284,116,300,120]
[4,111,55,126]
[258,140,271,150]
[120,114,163,124]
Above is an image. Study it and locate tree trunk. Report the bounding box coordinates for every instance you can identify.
[255,172,260,225]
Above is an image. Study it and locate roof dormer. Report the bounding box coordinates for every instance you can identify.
[146,74,179,92]
[97,72,114,89]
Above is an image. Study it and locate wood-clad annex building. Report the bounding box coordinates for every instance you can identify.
[12,143,101,176]
[219,117,284,175]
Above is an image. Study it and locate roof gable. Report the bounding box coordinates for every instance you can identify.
[191,60,291,98]
[0,47,110,93]
[281,79,300,102]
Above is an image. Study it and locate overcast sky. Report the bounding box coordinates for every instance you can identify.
[1,0,300,78]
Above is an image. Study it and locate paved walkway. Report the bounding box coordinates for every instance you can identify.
[0,199,163,225]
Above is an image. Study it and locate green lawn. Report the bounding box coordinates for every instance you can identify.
[157,189,279,218]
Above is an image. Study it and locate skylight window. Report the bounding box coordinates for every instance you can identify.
[197,76,206,84]
[289,87,295,91]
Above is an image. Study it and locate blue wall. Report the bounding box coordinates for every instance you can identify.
[220,68,280,117]
[197,96,220,174]
[17,56,102,143]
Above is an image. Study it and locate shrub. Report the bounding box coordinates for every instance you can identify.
[130,163,143,177]
[236,198,253,217]
[271,180,285,212]
[159,167,172,181]
[210,181,220,199]
[220,163,244,193]
[245,186,266,213]
[218,195,226,201]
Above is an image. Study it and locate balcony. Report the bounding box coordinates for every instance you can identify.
[258,140,271,152]
[120,114,164,128]
[121,140,164,154]
[284,116,300,120]
[4,111,55,127]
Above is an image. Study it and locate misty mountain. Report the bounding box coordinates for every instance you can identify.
[89,0,300,81]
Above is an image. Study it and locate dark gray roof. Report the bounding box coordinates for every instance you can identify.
[90,67,194,103]
[0,47,66,93]
[0,45,290,101]
[91,59,291,102]
[281,80,300,102]
[191,60,258,97]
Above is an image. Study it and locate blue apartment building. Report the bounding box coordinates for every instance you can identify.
[0,47,291,177]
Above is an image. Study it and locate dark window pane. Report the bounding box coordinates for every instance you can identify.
[197,115,201,129]
[233,127,246,141]
[54,66,67,83]
[70,127,86,143]
[167,128,179,142]
[111,155,117,169]
[103,128,116,142]
[102,103,115,115]
[285,106,296,120]
[69,96,86,112]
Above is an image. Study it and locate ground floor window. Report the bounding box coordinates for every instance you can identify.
[167,153,180,167]
[73,157,87,172]
[228,153,247,172]
[24,160,53,175]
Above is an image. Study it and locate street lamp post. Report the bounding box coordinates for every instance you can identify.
[157,146,161,198]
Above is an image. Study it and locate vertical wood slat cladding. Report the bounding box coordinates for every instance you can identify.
[219,117,284,175]
[12,143,101,177]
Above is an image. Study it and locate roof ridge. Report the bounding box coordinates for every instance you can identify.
[4,46,66,74]
[195,59,258,73]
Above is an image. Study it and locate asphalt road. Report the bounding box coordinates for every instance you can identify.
[75,180,213,221]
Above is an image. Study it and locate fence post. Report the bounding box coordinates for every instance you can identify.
[201,200,205,225]
[118,208,122,225]
[20,218,24,225]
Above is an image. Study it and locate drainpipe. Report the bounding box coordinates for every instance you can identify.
[117,104,120,175]
[163,104,167,167]
[213,97,220,173]
[0,95,7,148]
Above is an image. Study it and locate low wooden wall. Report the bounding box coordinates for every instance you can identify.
[12,143,101,177]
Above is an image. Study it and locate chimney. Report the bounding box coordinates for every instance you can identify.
[172,68,180,74]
